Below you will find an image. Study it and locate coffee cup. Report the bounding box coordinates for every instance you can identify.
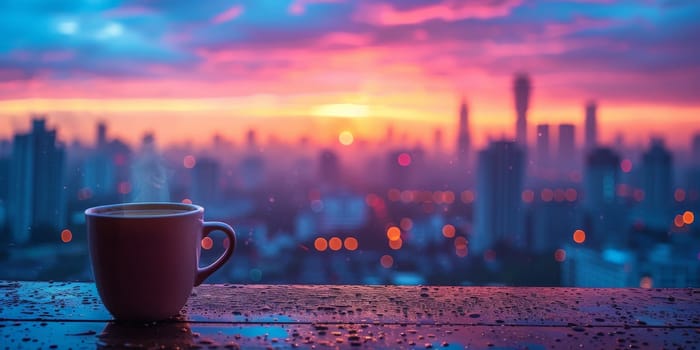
[85,202,236,321]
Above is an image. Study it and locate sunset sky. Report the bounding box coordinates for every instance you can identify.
[1,0,699,148]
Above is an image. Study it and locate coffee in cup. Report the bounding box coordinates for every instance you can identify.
[85,202,236,321]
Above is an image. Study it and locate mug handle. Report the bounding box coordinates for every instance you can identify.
[195,221,236,286]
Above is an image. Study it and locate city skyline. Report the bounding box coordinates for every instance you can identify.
[1,0,699,147]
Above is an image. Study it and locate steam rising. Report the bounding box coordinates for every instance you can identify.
[130,133,170,202]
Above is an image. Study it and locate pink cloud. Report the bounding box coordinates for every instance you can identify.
[317,32,373,47]
[211,5,244,25]
[354,0,522,26]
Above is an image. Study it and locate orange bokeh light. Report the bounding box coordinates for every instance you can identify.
[683,211,695,225]
[314,237,328,251]
[201,236,213,250]
[442,224,456,238]
[182,198,192,204]
[389,237,403,250]
[386,226,401,241]
[640,276,653,289]
[60,229,72,243]
[674,214,685,228]
[573,229,586,244]
[454,236,468,249]
[461,190,475,204]
[380,255,394,268]
[328,237,342,251]
[344,237,358,251]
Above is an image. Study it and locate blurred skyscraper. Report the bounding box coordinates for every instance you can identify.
[536,124,550,167]
[473,141,525,254]
[457,98,470,166]
[692,133,700,165]
[8,118,66,244]
[641,139,673,229]
[558,124,576,171]
[584,148,625,245]
[514,74,531,148]
[192,157,221,204]
[584,101,597,152]
[319,149,340,187]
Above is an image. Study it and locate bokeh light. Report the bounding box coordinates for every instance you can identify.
[344,237,358,251]
[386,226,401,241]
[683,211,695,225]
[183,155,196,169]
[60,229,72,243]
[338,130,354,146]
[521,190,534,203]
[380,255,394,269]
[400,218,413,231]
[640,276,653,289]
[389,237,403,250]
[461,190,475,204]
[674,214,685,228]
[181,198,192,204]
[554,249,566,262]
[201,237,213,250]
[328,237,342,251]
[442,224,456,238]
[397,152,412,166]
[573,229,586,244]
[541,188,554,202]
[314,237,328,251]
[675,189,687,202]
[620,159,632,173]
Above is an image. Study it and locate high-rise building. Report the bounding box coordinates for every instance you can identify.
[584,147,624,245]
[97,122,107,149]
[514,74,531,148]
[558,124,576,168]
[457,98,470,165]
[641,139,673,229]
[584,148,620,209]
[192,157,221,205]
[319,149,340,186]
[584,101,597,153]
[433,128,443,153]
[535,124,550,167]
[473,141,525,254]
[692,133,700,165]
[8,118,66,244]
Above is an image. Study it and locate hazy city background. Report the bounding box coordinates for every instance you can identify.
[1,0,699,287]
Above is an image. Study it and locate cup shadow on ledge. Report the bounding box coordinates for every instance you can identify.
[97,314,194,349]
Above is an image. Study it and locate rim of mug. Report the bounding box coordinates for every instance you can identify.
[85,202,203,218]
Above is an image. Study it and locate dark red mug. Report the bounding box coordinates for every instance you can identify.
[86,202,236,320]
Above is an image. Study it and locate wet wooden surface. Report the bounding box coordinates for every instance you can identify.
[1,281,699,349]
